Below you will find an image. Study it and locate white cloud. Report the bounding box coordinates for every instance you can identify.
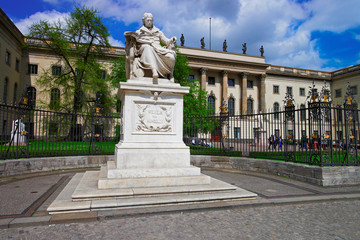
[108,36,124,47]
[354,33,360,41]
[301,0,360,33]
[15,10,69,35]
[43,0,59,4]
[16,0,360,70]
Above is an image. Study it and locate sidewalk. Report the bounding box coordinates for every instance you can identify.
[0,167,359,228]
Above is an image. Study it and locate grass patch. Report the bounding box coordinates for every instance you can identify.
[188,144,242,157]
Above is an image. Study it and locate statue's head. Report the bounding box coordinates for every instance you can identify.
[142,13,153,28]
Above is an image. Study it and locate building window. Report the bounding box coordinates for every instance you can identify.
[247,99,253,114]
[247,80,253,89]
[208,77,215,85]
[116,99,121,113]
[188,75,195,83]
[286,86,292,95]
[337,131,343,140]
[301,130,306,137]
[15,58,20,72]
[337,108,343,122]
[273,102,279,119]
[3,77,8,104]
[52,66,62,75]
[50,88,60,110]
[28,64,38,74]
[234,127,240,139]
[335,89,341,98]
[300,104,306,121]
[228,97,235,115]
[288,129,294,137]
[228,78,235,87]
[5,51,11,65]
[275,129,280,137]
[299,88,305,96]
[13,83,17,105]
[101,70,107,79]
[207,96,215,114]
[49,122,59,136]
[96,91,105,105]
[27,87,37,108]
[350,86,358,95]
[273,85,279,94]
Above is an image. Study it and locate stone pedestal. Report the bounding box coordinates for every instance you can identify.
[47,78,257,214]
[98,77,210,189]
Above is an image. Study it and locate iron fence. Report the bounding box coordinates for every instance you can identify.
[184,103,360,166]
[0,103,121,159]
[2,84,359,167]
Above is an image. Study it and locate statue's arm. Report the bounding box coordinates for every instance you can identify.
[159,32,176,45]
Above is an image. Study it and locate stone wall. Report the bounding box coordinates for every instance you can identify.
[0,155,359,186]
[191,155,360,186]
[0,156,113,177]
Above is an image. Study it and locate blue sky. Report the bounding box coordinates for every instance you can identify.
[2,0,360,72]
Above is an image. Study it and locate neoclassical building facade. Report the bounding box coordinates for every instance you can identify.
[1,8,359,115]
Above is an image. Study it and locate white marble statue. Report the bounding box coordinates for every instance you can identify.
[124,13,177,82]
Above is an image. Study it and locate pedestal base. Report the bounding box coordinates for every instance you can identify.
[99,161,210,189]
[47,171,257,214]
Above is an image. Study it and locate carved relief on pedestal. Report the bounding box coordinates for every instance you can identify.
[135,103,174,132]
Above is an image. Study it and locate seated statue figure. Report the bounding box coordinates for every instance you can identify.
[125,13,177,82]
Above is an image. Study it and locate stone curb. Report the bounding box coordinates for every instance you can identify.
[0,193,359,229]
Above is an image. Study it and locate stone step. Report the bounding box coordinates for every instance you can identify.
[48,171,257,214]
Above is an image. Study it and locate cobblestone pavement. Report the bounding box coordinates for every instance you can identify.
[1,199,359,240]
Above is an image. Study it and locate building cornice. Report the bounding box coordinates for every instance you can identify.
[331,64,360,79]
[266,65,331,80]
[0,8,24,46]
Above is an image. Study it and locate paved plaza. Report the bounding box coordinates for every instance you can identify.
[0,168,359,239]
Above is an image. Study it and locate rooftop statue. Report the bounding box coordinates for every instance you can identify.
[259,45,264,57]
[200,37,205,49]
[223,39,227,52]
[180,34,185,46]
[124,13,177,82]
[242,43,247,54]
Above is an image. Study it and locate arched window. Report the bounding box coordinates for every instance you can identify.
[207,96,215,114]
[247,98,253,115]
[13,83,17,105]
[274,102,280,119]
[27,87,37,108]
[50,88,60,110]
[96,91,102,102]
[228,97,235,115]
[3,77,8,104]
[300,104,306,121]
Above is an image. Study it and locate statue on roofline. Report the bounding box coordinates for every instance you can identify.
[223,39,227,52]
[180,34,185,46]
[242,43,247,54]
[259,45,264,57]
[200,37,205,49]
[124,13,177,82]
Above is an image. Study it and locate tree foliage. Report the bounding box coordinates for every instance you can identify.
[28,6,113,114]
[173,48,217,133]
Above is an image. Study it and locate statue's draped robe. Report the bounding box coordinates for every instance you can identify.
[135,26,176,78]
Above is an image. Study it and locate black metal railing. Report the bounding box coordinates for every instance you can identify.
[0,103,121,159]
[1,99,359,167]
[184,103,360,166]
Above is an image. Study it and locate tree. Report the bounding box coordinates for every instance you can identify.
[28,6,112,114]
[173,48,217,134]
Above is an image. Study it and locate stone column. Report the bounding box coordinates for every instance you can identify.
[200,68,208,90]
[222,70,228,103]
[240,72,249,115]
[259,74,266,113]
